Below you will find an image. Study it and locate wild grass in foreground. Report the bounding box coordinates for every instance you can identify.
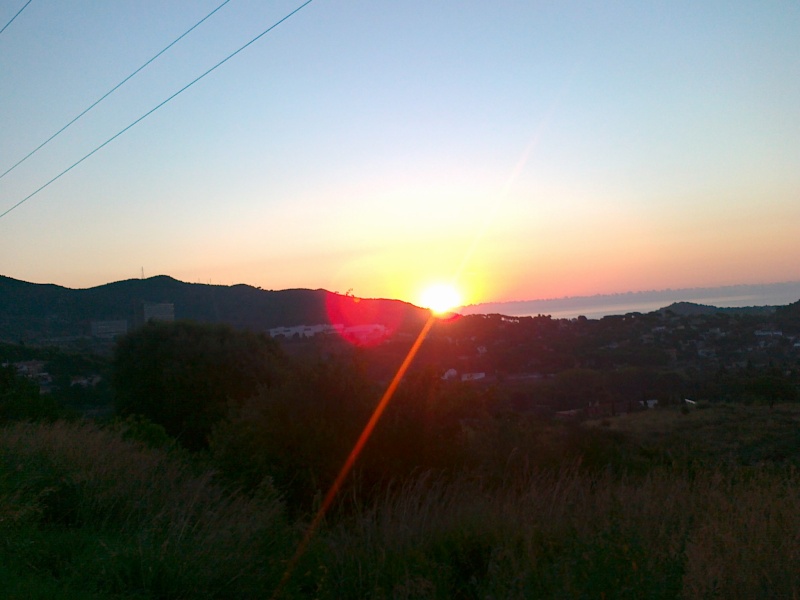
[323,466,800,599]
[0,421,294,598]
[1,416,799,598]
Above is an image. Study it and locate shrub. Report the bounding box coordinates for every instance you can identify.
[112,321,284,449]
[0,364,62,423]
[211,357,375,509]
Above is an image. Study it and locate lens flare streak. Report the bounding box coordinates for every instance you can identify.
[272,314,437,597]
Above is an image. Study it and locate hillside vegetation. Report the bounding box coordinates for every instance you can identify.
[1,321,799,598]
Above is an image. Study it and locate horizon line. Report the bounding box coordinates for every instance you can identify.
[461,280,800,309]
[3,272,800,310]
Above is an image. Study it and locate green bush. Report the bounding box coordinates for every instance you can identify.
[112,321,284,449]
[211,357,375,509]
[0,364,62,423]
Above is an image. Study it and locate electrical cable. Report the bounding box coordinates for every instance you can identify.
[0,0,32,37]
[0,0,315,221]
[0,0,233,182]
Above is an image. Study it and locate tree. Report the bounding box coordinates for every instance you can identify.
[0,363,61,422]
[211,355,376,509]
[112,321,284,449]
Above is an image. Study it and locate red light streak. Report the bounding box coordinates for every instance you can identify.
[272,313,437,597]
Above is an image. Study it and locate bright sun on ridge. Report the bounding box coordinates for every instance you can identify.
[419,283,462,314]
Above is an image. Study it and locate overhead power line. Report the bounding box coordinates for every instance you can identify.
[0,0,33,36]
[0,0,33,33]
[0,0,233,182]
[0,0,315,221]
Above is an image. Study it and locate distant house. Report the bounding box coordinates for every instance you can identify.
[268,324,342,338]
[555,409,581,420]
[442,368,458,381]
[11,360,52,393]
[461,372,486,382]
[71,375,102,388]
[12,360,45,377]
[91,320,128,339]
[143,302,174,323]
[268,323,389,345]
[755,330,783,337]
[341,324,389,344]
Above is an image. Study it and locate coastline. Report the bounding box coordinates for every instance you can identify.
[460,281,800,320]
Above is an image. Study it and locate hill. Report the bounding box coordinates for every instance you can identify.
[0,275,428,344]
[658,301,776,317]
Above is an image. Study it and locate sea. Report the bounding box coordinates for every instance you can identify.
[460,281,800,320]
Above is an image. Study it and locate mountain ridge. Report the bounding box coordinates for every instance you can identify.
[0,274,429,344]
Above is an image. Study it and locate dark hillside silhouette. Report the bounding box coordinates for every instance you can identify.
[659,301,776,317]
[0,275,429,343]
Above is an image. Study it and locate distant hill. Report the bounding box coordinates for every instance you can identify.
[0,275,429,344]
[657,302,719,316]
[461,282,800,320]
[658,302,777,317]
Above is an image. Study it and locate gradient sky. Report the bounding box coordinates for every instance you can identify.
[1,1,798,307]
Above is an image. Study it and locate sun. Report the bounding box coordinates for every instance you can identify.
[418,283,462,315]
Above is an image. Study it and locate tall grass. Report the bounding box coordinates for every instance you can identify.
[320,466,800,599]
[0,421,293,598]
[2,418,799,598]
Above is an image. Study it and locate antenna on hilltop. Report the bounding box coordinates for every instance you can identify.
[141,267,144,280]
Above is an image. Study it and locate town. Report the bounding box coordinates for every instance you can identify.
[4,296,800,422]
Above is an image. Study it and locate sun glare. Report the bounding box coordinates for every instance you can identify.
[419,283,462,314]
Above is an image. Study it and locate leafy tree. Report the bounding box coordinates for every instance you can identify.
[211,355,376,509]
[742,372,799,405]
[112,321,284,449]
[0,363,61,422]
[367,368,489,478]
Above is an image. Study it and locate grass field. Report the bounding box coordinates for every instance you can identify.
[2,404,799,598]
[588,402,800,468]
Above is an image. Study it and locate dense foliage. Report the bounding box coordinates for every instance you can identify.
[112,321,283,449]
[0,364,62,423]
[211,363,495,509]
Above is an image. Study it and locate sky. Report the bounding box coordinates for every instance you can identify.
[1,1,799,308]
